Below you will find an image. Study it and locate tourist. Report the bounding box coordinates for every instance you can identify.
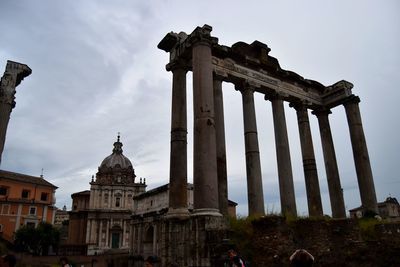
[60,257,72,267]
[289,249,314,267]
[144,256,158,267]
[228,249,246,267]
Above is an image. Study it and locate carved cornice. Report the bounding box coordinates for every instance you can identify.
[0,61,32,107]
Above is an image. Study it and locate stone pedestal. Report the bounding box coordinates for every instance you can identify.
[343,96,378,213]
[313,109,346,218]
[240,86,265,216]
[270,97,297,217]
[292,104,323,217]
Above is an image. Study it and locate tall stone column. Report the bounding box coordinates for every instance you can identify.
[313,109,346,218]
[0,61,31,165]
[269,96,297,217]
[291,104,323,217]
[343,96,378,213]
[213,77,229,216]
[191,30,220,215]
[239,85,265,216]
[167,63,189,218]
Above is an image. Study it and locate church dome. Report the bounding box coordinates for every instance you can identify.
[99,135,133,170]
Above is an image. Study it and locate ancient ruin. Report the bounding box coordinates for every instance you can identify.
[0,61,31,165]
[159,24,378,219]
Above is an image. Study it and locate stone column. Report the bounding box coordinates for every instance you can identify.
[213,77,229,216]
[239,85,265,216]
[106,220,110,247]
[89,187,94,208]
[99,220,103,247]
[313,109,346,218]
[269,96,297,217]
[291,104,323,217]
[191,30,220,215]
[343,96,378,213]
[90,220,97,244]
[86,219,92,243]
[0,61,31,165]
[167,63,189,218]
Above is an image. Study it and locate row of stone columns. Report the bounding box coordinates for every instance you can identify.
[166,37,377,218]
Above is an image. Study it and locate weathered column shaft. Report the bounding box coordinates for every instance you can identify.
[343,97,378,213]
[192,41,220,213]
[240,87,265,216]
[314,110,346,218]
[270,97,297,217]
[0,61,31,165]
[294,105,323,217]
[213,78,229,216]
[168,66,188,215]
[0,104,13,163]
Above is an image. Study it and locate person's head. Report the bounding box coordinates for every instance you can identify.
[289,249,314,267]
[0,254,16,267]
[228,249,238,259]
[60,257,69,265]
[144,256,158,267]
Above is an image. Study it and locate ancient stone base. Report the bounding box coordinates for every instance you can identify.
[131,214,229,267]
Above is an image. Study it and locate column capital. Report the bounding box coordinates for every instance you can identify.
[187,24,218,48]
[213,72,226,83]
[264,92,286,102]
[342,95,361,106]
[235,81,256,93]
[312,107,332,117]
[0,61,32,106]
[166,59,191,72]
[289,101,309,112]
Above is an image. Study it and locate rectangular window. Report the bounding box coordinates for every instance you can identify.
[116,197,120,207]
[29,206,36,215]
[26,222,36,228]
[1,204,10,215]
[21,190,30,199]
[0,187,8,196]
[40,192,48,201]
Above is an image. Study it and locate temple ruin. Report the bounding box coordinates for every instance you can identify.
[158,24,378,219]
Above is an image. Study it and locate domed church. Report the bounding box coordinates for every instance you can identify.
[67,135,146,255]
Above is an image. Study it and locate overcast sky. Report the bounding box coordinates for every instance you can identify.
[0,0,399,216]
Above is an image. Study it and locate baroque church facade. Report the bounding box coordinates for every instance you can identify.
[68,135,146,255]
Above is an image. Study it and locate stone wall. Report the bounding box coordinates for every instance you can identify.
[236,216,400,267]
